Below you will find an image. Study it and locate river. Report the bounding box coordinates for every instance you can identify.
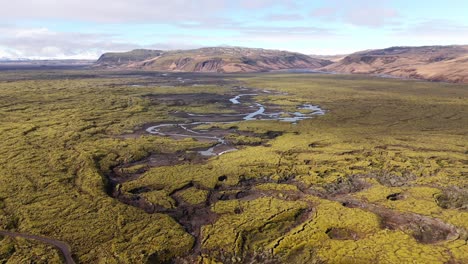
[146,89,325,156]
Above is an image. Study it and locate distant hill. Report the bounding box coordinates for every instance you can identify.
[0,60,94,71]
[309,54,348,62]
[96,49,164,66]
[321,45,468,83]
[0,57,30,62]
[94,47,332,73]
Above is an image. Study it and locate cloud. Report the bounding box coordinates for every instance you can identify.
[161,26,339,54]
[264,13,304,21]
[237,26,332,37]
[0,0,338,58]
[238,0,296,10]
[310,0,400,27]
[310,7,337,19]
[0,16,334,59]
[168,20,333,37]
[396,20,468,37]
[0,25,203,59]
[344,8,399,27]
[0,0,228,23]
[391,20,468,44]
[0,0,298,24]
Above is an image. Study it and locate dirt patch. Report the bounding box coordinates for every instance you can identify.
[264,131,283,139]
[323,176,370,196]
[335,196,460,244]
[376,171,416,187]
[435,187,468,210]
[381,213,459,244]
[325,227,361,240]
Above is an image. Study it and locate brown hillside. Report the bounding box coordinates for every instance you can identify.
[94,47,332,73]
[321,45,468,83]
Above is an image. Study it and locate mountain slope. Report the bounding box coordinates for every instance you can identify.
[94,47,332,73]
[321,45,468,83]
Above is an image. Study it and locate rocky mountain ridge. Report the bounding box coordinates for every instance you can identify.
[95,47,332,73]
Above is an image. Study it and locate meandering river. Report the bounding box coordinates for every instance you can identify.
[146,89,325,156]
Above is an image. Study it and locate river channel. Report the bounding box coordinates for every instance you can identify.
[146,88,325,156]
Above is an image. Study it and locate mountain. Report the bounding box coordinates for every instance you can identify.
[94,47,332,73]
[321,45,468,83]
[96,49,164,66]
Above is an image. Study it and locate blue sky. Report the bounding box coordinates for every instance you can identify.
[1,0,467,59]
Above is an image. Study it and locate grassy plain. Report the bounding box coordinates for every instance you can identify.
[0,71,466,263]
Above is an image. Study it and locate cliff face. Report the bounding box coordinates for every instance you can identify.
[94,47,332,73]
[321,45,468,83]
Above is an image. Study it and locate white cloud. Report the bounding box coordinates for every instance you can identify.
[0,1,336,58]
[13,27,53,38]
[0,21,336,59]
[310,0,400,27]
[391,20,468,45]
[396,20,468,37]
[0,24,206,59]
[0,25,138,59]
[238,0,296,10]
[238,26,332,37]
[264,13,304,21]
[0,0,241,23]
[157,30,340,55]
[344,7,399,27]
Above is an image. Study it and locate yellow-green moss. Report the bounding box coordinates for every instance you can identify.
[0,72,466,262]
[203,197,308,257]
[178,188,209,205]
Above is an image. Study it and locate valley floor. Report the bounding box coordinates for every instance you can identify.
[0,71,466,263]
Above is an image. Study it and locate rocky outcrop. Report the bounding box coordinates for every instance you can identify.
[193,58,224,72]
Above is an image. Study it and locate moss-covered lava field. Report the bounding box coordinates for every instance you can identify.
[0,70,466,263]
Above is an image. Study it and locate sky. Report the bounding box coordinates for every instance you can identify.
[1,0,468,59]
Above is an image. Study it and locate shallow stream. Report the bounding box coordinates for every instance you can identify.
[146,88,325,156]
